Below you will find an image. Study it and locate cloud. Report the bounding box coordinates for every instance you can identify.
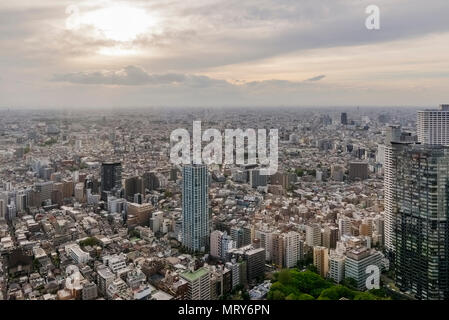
[51,66,327,90]
[51,65,231,87]
[306,75,326,82]
[3,1,449,108]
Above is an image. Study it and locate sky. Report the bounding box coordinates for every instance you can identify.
[1,0,449,109]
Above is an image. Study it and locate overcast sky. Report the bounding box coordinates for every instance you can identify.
[1,0,449,108]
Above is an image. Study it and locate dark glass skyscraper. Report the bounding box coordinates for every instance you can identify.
[341,112,348,125]
[100,162,122,201]
[393,144,449,300]
[182,164,209,252]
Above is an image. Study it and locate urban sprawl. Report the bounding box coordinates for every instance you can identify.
[0,105,448,300]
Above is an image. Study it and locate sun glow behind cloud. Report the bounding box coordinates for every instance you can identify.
[79,6,158,42]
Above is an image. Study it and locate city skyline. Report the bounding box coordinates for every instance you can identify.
[2,0,449,305]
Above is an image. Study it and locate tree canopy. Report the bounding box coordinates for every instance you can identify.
[268,268,390,301]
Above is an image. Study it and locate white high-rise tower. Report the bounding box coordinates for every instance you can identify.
[418,104,449,145]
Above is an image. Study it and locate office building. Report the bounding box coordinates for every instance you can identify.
[348,161,369,180]
[345,247,382,291]
[245,247,266,284]
[100,162,122,201]
[341,112,348,125]
[249,169,267,189]
[393,144,449,299]
[124,176,144,202]
[65,243,90,265]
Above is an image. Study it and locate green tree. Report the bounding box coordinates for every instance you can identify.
[341,277,358,290]
[278,269,292,285]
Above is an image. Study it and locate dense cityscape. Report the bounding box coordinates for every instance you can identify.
[1,105,448,300]
[2,1,449,311]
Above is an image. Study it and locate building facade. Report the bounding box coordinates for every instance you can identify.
[393,144,449,299]
[182,164,210,252]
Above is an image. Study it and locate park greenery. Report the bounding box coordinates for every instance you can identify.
[79,237,101,248]
[267,268,391,300]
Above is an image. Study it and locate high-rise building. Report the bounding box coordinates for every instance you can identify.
[329,251,346,284]
[74,182,85,203]
[230,226,251,248]
[143,171,160,191]
[255,229,273,261]
[249,169,267,189]
[100,162,122,201]
[323,226,339,249]
[284,231,303,268]
[62,179,74,199]
[269,171,294,190]
[0,199,6,221]
[313,246,329,278]
[373,216,385,247]
[244,247,266,284]
[330,165,344,182]
[221,232,235,259]
[348,161,369,180]
[341,112,348,125]
[271,233,284,268]
[210,230,223,258]
[359,218,373,237]
[34,181,53,206]
[182,164,210,252]
[124,176,144,202]
[225,261,240,290]
[306,224,321,247]
[417,104,449,145]
[226,246,265,285]
[393,144,449,299]
[15,190,29,213]
[383,125,406,253]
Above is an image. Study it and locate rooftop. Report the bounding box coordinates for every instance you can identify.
[180,267,209,282]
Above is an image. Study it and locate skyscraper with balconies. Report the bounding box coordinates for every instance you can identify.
[393,144,449,300]
[417,104,449,145]
[182,164,209,252]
